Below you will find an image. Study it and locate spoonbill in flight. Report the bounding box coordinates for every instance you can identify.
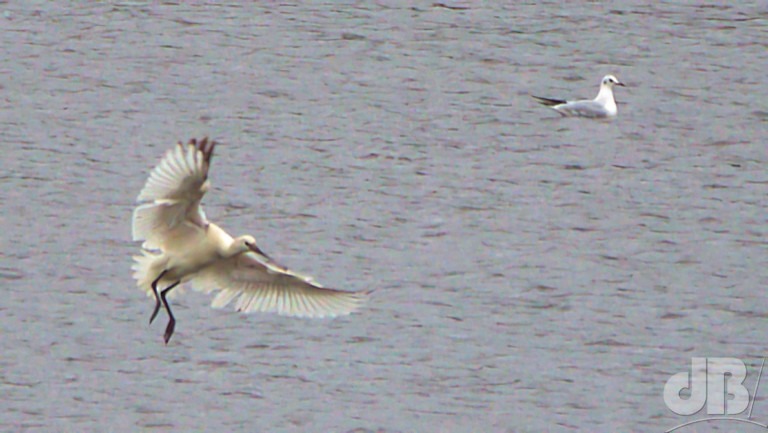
[132,138,369,343]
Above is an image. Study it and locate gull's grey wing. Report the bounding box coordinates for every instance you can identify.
[552,100,611,118]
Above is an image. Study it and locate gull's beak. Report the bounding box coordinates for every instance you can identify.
[616,81,626,87]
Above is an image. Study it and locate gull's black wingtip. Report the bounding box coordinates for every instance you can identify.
[531,95,566,107]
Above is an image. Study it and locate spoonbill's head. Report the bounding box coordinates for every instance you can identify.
[233,234,270,257]
[601,75,625,88]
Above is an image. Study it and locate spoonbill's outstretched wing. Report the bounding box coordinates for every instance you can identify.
[193,251,369,318]
[132,138,215,250]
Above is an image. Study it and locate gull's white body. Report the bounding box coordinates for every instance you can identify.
[533,75,625,118]
[132,138,368,343]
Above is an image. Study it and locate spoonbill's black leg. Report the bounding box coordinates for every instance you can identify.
[149,270,168,325]
[160,281,181,344]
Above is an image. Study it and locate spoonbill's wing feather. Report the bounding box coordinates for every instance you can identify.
[193,252,369,318]
[132,138,215,249]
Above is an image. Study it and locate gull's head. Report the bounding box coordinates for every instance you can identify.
[601,75,625,88]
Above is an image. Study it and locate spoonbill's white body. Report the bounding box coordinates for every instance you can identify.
[532,75,625,118]
[132,138,369,343]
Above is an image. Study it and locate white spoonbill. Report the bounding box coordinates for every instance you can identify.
[532,74,625,118]
[132,138,369,344]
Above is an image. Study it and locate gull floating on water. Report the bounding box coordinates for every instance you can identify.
[132,138,369,344]
[532,75,625,118]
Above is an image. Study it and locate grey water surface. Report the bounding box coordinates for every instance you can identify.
[1,2,767,432]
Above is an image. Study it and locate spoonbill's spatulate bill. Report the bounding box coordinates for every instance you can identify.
[532,75,625,118]
[132,138,369,344]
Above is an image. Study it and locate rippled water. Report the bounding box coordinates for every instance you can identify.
[1,2,767,432]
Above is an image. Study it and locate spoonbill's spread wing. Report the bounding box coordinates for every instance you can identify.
[132,138,215,250]
[193,251,369,318]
